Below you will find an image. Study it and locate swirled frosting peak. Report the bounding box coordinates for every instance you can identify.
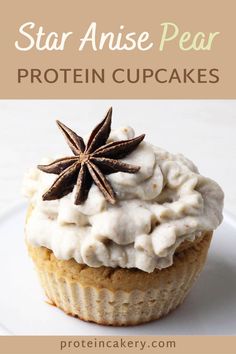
[24,125,224,272]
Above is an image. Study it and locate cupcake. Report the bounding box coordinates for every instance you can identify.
[24,107,224,326]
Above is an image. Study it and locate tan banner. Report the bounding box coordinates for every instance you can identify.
[0,0,235,98]
[0,336,236,354]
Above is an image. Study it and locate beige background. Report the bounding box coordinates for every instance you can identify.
[1,336,236,354]
[0,0,236,98]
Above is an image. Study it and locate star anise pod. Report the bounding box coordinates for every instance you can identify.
[38,107,145,205]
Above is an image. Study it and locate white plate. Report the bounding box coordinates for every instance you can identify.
[0,203,236,335]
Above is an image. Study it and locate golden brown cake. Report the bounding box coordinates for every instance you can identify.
[27,230,212,325]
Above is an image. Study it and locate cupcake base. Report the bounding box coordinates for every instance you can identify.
[28,232,212,326]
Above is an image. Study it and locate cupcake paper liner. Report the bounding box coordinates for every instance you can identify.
[29,232,212,326]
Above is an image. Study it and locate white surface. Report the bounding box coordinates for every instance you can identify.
[0,203,236,335]
[0,100,235,335]
[0,100,236,215]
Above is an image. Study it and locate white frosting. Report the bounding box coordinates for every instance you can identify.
[23,126,224,272]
